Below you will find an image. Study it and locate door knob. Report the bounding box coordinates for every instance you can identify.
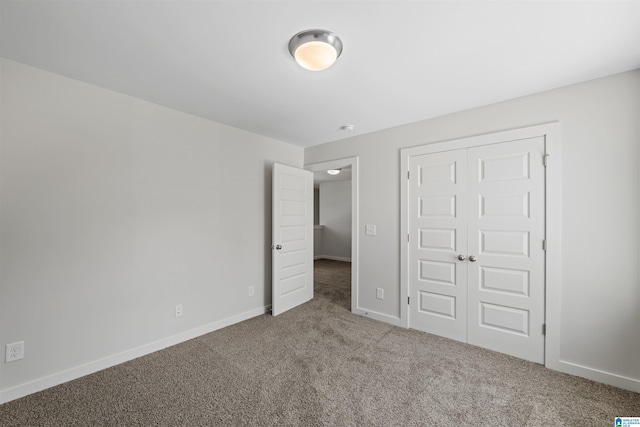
[457,254,466,261]
[275,245,282,250]
[468,255,477,262]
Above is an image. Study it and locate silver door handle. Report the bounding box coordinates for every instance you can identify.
[468,255,477,262]
[457,254,466,261]
[275,245,282,250]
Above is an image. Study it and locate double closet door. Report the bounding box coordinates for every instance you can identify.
[408,137,546,363]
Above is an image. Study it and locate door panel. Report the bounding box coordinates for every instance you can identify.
[467,137,546,363]
[272,163,313,316]
[409,151,468,342]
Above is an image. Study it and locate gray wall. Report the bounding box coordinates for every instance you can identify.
[0,59,303,398]
[318,181,351,261]
[305,70,640,391]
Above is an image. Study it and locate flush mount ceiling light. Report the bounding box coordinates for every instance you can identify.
[327,169,342,175]
[288,29,343,71]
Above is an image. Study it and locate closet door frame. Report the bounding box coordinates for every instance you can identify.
[400,122,562,368]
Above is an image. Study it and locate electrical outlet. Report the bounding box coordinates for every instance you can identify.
[365,224,376,236]
[376,288,384,300]
[248,286,255,297]
[174,304,183,317]
[5,341,24,363]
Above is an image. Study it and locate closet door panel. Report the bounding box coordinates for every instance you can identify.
[466,137,546,363]
[409,150,468,342]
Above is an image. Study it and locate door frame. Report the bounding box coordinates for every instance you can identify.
[400,123,561,368]
[305,157,359,314]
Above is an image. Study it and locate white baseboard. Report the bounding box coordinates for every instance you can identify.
[352,307,404,328]
[549,359,640,393]
[0,306,268,404]
[315,255,351,262]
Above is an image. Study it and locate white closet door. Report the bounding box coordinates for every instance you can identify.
[466,137,546,363]
[409,150,468,342]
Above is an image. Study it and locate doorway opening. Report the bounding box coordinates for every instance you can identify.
[313,166,352,311]
[306,157,358,313]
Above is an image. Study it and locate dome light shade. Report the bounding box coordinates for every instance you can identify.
[327,169,341,175]
[289,29,343,71]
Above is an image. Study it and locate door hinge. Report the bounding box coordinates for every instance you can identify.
[407,171,410,180]
[408,233,410,242]
[408,296,410,305]
[542,323,546,335]
[543,154,550,167]
[542,239,547,251]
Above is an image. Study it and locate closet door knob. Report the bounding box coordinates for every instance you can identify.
[457,254,466,261]
[469,255,477,262]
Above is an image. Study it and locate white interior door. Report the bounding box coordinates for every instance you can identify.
[409,150,468,342]
[408,137,546,363]
[466,137,546,363]
[272,163,313,316]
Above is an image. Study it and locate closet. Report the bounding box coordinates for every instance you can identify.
[408,136,546,363]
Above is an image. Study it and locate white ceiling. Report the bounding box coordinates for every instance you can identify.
[1,1,639,147]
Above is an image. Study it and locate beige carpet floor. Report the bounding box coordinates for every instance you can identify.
[1,259,638,426]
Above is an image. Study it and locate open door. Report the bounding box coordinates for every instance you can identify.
[272,163,313,316]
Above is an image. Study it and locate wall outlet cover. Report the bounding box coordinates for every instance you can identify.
[5,341,24,363]
[175,304,183,317]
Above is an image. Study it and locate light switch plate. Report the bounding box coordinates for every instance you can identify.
[365,224,376,236]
